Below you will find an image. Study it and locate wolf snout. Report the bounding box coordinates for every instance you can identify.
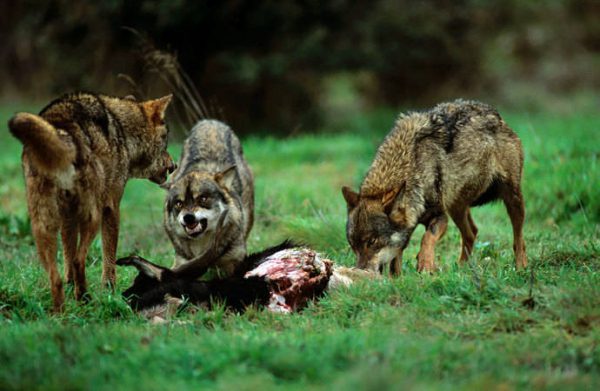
[183,213,196,226]
[181,214,208,236]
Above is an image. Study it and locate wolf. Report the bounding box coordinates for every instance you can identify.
[342,99,527,274]
[8,92,175,311]
[163,119,254,278]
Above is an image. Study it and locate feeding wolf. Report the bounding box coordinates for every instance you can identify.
[8,92,175,311]
[163,119,254,278]
[342,99,527,274]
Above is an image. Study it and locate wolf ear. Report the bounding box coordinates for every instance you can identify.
[342,186,360,210]
[382,183,405,215]
[215,165,237,190]
[117,255,165,281]
[142,94,173,124]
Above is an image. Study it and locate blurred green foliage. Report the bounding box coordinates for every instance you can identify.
[1,0,598,133]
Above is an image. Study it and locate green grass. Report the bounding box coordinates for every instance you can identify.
[0,103,599,390]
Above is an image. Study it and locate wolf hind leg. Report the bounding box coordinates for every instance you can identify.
[501,184,527,269]
[450,207,477,264]
[467,209,478,239]
[101,206,120,288]
[73,217,101,302]
[61,218,78,285]
[32,222,64,312]
[28,193,64,311]
[416,214,448,272]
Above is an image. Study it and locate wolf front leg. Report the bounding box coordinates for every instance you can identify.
[416,215,448,272]
[101,205,120,288]
[390,251,403,276]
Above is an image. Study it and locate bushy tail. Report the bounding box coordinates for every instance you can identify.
[8,112,76,173]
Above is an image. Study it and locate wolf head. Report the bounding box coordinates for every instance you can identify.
[130,94,177,184]
[163,167,237,241]
[341,184,417,272]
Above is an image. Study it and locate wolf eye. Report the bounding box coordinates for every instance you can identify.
[174,200,183,210]
[199,195,210,205]
[367,238,377,247]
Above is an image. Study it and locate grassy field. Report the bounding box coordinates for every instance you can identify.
[0,104,598,390]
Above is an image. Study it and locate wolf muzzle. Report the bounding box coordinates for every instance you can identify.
[181,213,208,237]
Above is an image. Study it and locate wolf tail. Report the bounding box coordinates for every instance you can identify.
[8,112,76,172]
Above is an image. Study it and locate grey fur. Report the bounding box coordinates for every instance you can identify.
[164,120,254,278]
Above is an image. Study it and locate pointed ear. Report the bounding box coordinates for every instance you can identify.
[382,183,405,214]
[142,94,173,124]
[342,186,360,210]
[116,255,166,281]
[215,165,237,190]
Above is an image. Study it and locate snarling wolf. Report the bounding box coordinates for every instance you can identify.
[8,92,175,311]
[342,99,527,274]
[163,119,254,278]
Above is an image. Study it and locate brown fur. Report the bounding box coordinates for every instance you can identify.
[342,99,527,274]
[8,92,175,311]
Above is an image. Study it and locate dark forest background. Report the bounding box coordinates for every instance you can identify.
[1,0,598,135]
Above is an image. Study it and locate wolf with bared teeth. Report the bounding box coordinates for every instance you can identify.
[163,120,254,278]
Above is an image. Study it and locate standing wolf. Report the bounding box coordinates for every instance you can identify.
[8,92,175,311]
[163,120,254,278]
[342,99,527,274]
